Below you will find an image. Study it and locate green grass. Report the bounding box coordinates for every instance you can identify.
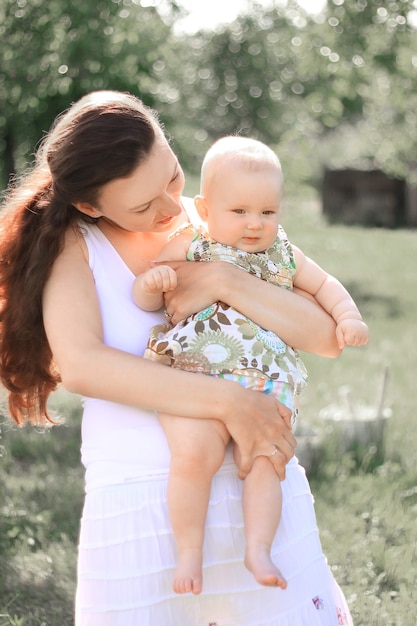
[282,197,417,625]
[1,196,416,624]
[0,392,83,625]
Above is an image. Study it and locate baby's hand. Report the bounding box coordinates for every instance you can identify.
[336,318,369,349]
[143,265,178,294]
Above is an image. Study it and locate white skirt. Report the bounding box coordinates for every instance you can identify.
[75,457,353,626]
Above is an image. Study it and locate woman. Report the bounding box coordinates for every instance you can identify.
[0,91,352,625]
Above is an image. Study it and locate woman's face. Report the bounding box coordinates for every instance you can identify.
[91,135,185,233]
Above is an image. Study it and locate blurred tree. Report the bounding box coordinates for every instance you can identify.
[0,0,182,187]
[319,0,417,181]
[162,0,417,181]
[1,0,417,189]
[155,2,312,173]
[271,0,417,182]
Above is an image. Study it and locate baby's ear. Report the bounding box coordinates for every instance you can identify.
[194,195,209,222]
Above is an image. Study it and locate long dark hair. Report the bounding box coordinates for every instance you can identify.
[0,91,159,425]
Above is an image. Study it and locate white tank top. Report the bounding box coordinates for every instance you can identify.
[80,202,234,491]
[80,223,172,491]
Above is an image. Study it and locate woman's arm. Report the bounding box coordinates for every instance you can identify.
[163,261,341,357]
[42,230,296,479]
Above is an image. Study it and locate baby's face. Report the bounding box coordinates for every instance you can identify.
[203,161,281,252]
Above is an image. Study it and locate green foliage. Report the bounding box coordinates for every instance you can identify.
[2,0,417,187]
[0,0,180,185]
[0,393,83,625]
[162,0,417,180]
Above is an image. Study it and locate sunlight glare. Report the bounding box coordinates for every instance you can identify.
[174,0,327,34]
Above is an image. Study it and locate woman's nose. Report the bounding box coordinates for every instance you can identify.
[160,193,182,216]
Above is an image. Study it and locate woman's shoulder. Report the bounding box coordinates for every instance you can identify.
[56,222,97,269]
[63,222,90,255]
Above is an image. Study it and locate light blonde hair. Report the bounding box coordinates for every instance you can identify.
[200,136,283,196]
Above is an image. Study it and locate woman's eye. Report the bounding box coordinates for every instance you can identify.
[170,170,181,185]
[136,204,151,214]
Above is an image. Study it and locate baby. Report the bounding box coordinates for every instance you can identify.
[133,136,369,595]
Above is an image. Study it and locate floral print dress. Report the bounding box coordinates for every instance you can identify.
[144,224,308,397]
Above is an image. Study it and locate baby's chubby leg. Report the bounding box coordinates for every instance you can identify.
[239,452,287,589]
[159,413,230,595]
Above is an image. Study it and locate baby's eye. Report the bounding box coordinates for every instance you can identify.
[233,209,245,214]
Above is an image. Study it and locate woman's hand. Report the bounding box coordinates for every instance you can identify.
[160,260,234,325]
[221,383,296,481]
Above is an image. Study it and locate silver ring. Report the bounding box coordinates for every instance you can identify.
[269,444,279,457]
[164,310,173,320]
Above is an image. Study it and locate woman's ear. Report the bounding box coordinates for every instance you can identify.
[194,195,209,222]
[73,202,102,219]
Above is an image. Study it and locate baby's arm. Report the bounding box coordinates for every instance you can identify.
[132,231,193,312]
[133,265,177,311]
[292,246,369,349]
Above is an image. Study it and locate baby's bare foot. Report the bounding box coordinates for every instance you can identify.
[173,547,203,595]
[245,548,287,589]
